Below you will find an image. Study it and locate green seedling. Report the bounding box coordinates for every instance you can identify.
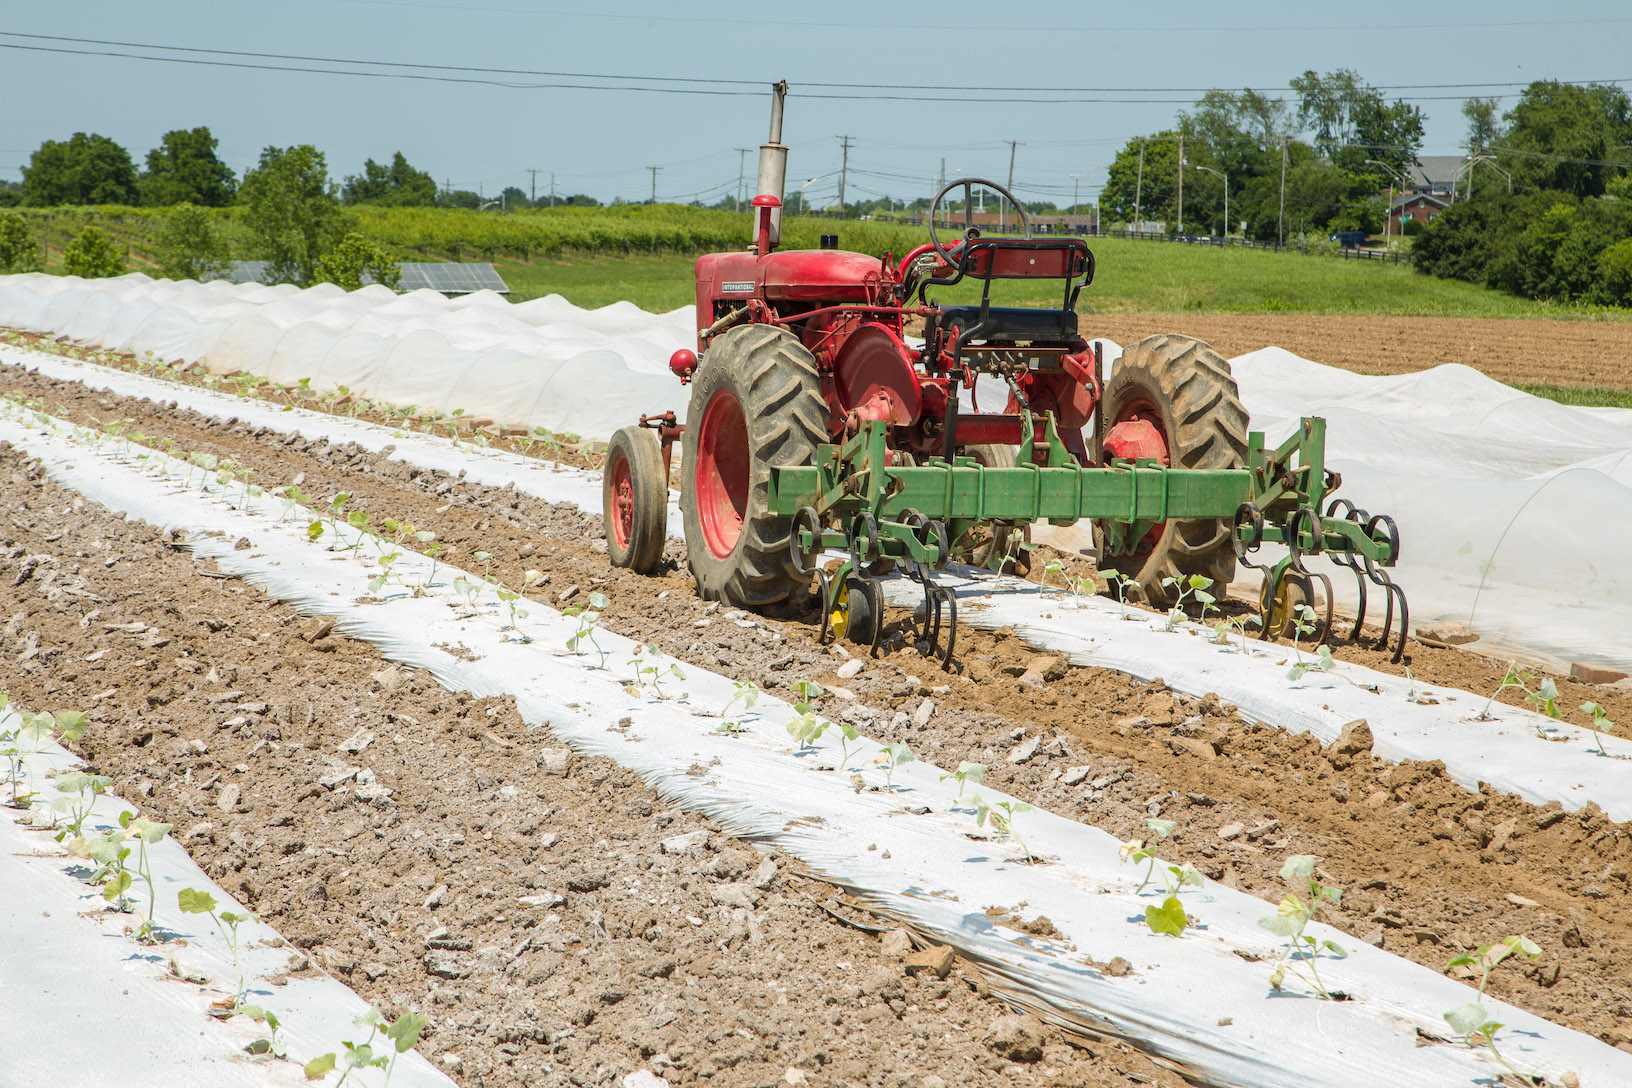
[972,793,1035,863]
[784,706,829,752]
[304,1006,428,1086]
[628,644,685,699]
[1579,701,1617,755]
[1211,613,1261,653]
[3,704,89,807]
[791,679,824,703]
[421,540,446,588]
[473,550,494,581]
[1477,662,1562,724]
[1064,573,1096,608]
[878,741,915,791]
[836,723,864,768]
[452,576,482,612]
[939,760,985,803]
[1443,935,1543,1083]
[563,591,611,667]
[367,551,404,595]
[1287,643,1364,687]
[722,680,761,718]
[50,770,112,841]
[179,887,257,1005]
[1160,573,1216,629]
[116,811,172,938]
[714,721,750,735]
[1120,818,1177,894]
[496,586,529,633]
[1258,855,1348,1000]
[1040,558,1067,592]
[237,1005,286,1057]
[1100,569,1134,618]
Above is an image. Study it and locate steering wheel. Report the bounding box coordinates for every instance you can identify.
[926,177,1033,269]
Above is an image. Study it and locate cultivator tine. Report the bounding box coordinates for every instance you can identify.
[1324,498,1371,644]
[1234,504,1281,638]
[1363,514,1407,663]
[858,575,885,658]
[815,567,836,646]
[1284,507,1335,640]
[900,510,958,670]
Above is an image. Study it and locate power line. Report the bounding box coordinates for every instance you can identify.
[3,32,1629,104]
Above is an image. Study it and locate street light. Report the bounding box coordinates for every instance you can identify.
[1069,172,1094,233]
[1365,160,1409,251]
[1189,164,1227,240]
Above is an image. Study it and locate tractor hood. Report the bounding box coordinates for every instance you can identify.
[696,249,888,305]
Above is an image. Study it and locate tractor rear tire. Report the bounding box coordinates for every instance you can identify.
[958,443,1032,575]
[1095,334,1249,608]
[604,426,667,575]
[681,324,829,608]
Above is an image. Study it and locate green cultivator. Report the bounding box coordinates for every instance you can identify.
[771,413,1405,665]
[603,82,1407,668]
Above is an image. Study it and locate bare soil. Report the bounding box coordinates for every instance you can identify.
[5,355,1632,1078]
[0,444,1183,1088]
[1088,313,1632,390]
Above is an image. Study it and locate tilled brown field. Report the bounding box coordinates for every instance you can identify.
[4,352,1632,1087]
[1089,313,1632,389]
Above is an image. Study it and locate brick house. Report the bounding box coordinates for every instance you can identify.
[1390,192,1449,233]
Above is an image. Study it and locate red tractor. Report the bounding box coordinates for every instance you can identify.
[602,83,1403,659]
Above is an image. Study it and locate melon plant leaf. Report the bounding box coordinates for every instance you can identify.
[1444,1002,1488,1036]
[304,1053,336,1080]
[178,887,217,914]
[387,1011,429,1053]
[1145,895,1188,937]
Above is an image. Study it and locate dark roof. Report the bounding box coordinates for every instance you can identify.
[1391,192,1451,212]
[1408,156,1466,191]
[212,261,510,296]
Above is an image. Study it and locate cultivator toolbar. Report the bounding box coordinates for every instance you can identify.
[772,414,1407,666]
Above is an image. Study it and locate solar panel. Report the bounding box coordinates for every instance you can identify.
[211,261,508,296]
[397,263,510,295]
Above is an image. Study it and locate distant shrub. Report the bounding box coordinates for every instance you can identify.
[0,211,44,272]
[1401,218,1424,236]
[313,231,400,291]
[154,203,230,281]
[62,225,126,278]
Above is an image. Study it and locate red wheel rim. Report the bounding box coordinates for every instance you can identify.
[610,450,634,549]
[695,388,749,559]
[1116,398,1170,555]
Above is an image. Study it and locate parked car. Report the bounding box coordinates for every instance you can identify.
[1329,230,1366,248]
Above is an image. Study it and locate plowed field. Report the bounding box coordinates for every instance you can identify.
[1089,314,1632,389]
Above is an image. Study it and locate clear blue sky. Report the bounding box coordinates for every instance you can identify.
[2,1,1628,207]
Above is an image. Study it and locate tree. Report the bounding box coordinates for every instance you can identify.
[62,226,126,278]
[1180,89,1291,178]
[341,152,438,206]
[238,145,350,285]
[500,186,528,210]
[1462,97,1504,157]
[154,203,230,280]
[0,212,44,272]
[0,181,22,208]
[21,133,139,205]
[1102,132,1180,226]
[313,232,400,291]
[440,189,481,210]
[1290,69,1424,172]
[1496,81,1632,198]
[139,127,236,207]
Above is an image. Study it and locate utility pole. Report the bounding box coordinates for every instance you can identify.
[1134,138,1145,233]
[647,166,661,204]
[1003,140,1022,231]
[527,169,540,206]
[735,148,751,212]
[1177,134,1184,236]
[1277,137,1290,248]
[549,172,556,207]
[444,178,451,206]
[837,135,853,215]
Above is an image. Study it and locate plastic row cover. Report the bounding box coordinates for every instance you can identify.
[0,272,694,442]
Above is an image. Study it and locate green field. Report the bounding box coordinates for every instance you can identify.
[14,203,1631,321]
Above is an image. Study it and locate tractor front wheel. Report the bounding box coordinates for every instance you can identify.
[604,426,667,575]
[681,324,829,608]
[1095,334,1249,608]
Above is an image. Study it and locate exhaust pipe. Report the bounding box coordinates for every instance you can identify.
[755,80,788,248]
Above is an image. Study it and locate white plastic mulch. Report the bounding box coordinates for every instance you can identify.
[0,714,452,1088]
[3,400,1630,1088]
